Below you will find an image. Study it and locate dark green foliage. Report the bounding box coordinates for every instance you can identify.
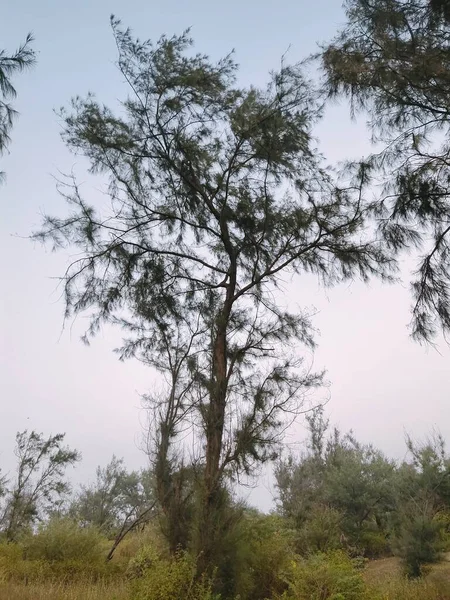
[0,431,80,542]
[397,514,443,579]
[142,382,197,554]
[0,34,35,179]
[405,432,450,507]
[227,513,294,600]
[393,433,450,577]
[190,484,245,589]
[322,0,450,341]
[324,434,396,553]
[127,510,294,600]
[34,18,393,568]
[152,460,195,554]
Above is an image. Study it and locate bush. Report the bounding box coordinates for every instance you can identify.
[0,542,30,583]
[129,549,217,600]
[435,510,450,551]
[0,519,120,583]
[224,513,295,600]
[295,506,342,555]
[358,529,391,559]
[281,551,367,600]
[396,516,443,578]
[112,522,167,565]
[24,519,105,564]
[127,545,159,580]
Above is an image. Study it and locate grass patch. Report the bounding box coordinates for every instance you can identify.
[364,553,450,599]
[0,580,130,600]
[1,548,450,599]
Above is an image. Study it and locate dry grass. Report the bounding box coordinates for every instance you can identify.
[1,553,450,599]
[374,578,446,600]
[0,580,130,600]
[364,553,450,599]
[364,556,402,585]
[428,554,450,596]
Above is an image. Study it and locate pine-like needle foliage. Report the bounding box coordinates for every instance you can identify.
[322,0,450,342]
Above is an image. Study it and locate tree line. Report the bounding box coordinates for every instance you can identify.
[1,417,449,586]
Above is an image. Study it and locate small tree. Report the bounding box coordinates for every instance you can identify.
[140,321,200,553]
[0,430,80,541]
[0,34,35,179]
[71,455,155,537]
[276,412,396,556]
[396,504,443,578]
[34,18,393,569]
[406,432,450,506]
[393,432,450,576]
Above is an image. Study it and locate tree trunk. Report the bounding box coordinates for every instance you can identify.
[197,311,231,572]
[197,221,236,572]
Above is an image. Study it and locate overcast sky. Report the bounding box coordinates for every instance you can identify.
[1,0,449,512]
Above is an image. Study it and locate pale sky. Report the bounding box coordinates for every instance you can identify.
[1,0,449,512]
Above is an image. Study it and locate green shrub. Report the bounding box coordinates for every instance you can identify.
[295,506,342,555]
[112,522,167,565]
[192,510,295,600]
[0,542,28,583]
[281,551,367,600]
[24,519,105,564]
[127,545,159,580]
[225,513,294,600]
[0,519,120,583]
[129,549,217,600]
[359,529,391,559]
[435,510,450,552]
[396,516,443,578]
